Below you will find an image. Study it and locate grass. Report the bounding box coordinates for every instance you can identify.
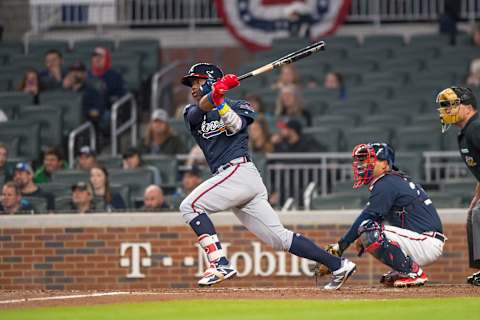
[1,298,480,320]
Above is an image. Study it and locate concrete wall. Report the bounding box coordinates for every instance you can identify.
[0,210,471,290]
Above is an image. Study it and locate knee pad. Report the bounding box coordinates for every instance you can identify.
[358,220,384,253]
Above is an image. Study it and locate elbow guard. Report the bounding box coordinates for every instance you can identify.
[216,102,242,134]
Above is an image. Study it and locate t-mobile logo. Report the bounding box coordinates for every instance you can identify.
[120,243,152,278]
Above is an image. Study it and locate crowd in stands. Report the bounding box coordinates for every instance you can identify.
[3,23,480,214]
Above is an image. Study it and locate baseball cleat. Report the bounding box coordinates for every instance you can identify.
[380,270,401,287]
[393,270,428,288]
[467,271,480,286]
[198,264,237,287]
[323,259,356,290]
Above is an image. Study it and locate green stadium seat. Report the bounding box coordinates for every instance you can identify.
[17,105,64,148]
[323,36,359,49]
[409,114,441,128]
[97,155,122,169]
[440,128,459,151]
[406,70,457,88]
[310,193,364,210]
[109,168,154,205]
[0,92,34,111]
[28,40,70,55]
[73,39,115,53]
[118,38,160,80]
[361,71,408,88]
[142,155,178,185]
[342,126,392,151]
[24,196,48,213]
[110,183,131,208]
[394,152,423,180]
[40,182,71,197]
[312,114,358,128]
[303,127,342,152]
[363,35,405,48]
[377,59,423,73]
[52,170,90,186]
[360,114,409,128]
[394,126,442,151]
[39,90,83,133]
[328,59,377,75]
[327,99,377,118]
[409,34,452,48]
[0,120,40,159]
[351,47,393,61]
[0,137,20,158]
[392,46,439,60]
[111,52,141,90]
[54,195,73,212]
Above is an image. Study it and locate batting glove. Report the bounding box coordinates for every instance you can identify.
[211,74,240,106]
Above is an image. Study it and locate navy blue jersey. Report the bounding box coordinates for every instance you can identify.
[341,172,443,246]
[184,98,257,173]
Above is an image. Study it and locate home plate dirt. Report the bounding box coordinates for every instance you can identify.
[1,285,479,309]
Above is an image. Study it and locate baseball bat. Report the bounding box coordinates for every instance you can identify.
[238,40,326,81]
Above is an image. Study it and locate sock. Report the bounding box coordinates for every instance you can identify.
[289,233,342,271]
[189,213,229,266]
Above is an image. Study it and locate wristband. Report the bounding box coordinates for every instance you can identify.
[216,102,230,116]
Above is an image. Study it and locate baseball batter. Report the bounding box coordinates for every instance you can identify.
[179,63,356,289]
[328,143,445,287]
[436,86,480,286]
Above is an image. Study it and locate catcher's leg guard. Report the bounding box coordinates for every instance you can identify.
[358,220,418,275]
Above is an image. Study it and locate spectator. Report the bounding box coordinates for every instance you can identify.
[324,72,346,99]
[472,23,480,47]
[122,146,161,185]
[89,165,126,210]
[271,119,322,153]
[18,68,41,104]
[185,144,207,167]
[467,58,480,87]
[39,49,67,90]
[63,61,109,135]
[172,166,204,208]
[70,181,95,214]
[439,0,461,45]
[76,146,98,171]
[89,47,127,106]
[34,147,67,184]
[142,184,169,211]
[271,64,300,91]
[0,182,33,214]
[245,93,274,121]
[142,109,187,155]
[0,143,14,183]
[14,162,54,211]
[275,86,312,126]
[249,117,274,153]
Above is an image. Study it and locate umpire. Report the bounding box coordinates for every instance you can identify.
[436,86,480,286]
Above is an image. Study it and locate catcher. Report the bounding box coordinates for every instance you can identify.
[314,142,445,287]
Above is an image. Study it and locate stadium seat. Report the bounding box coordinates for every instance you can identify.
[110,183,131,208]
[440,128,459,151]
[409,114,442,128]
[111,52,142,90]
[0,120,40,159]
[361,71,408,88]
[0,92,34,111]
[327,59,377,75]
[350,47,392,61]
[327,99,377,118]
[17,105,64,148]
[310,193,364,210]
[359,114,409,131]
[40,182,71,197]
[323,35,359,49]
[117,38,160,80]
[73,39,116,53]
[52,170,90,186]
[342,126,392,152]
[109,168,154,204]
[427,192,464,208]
[394,126,442,151]
[303,127,342,152]
[24,196,48,213]
[392,46,439,60]
[39,90,83,133]
[377,58,423,73]
[363,35,405,48]
[97,156,122,169]
[312,114,358,128]
[54,195,73,212]
[408,34,452,48]
[142,156,178,185]
[28,40,70,55]
[394,152,423,180]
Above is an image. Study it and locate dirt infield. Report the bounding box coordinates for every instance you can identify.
[1,285,479,310]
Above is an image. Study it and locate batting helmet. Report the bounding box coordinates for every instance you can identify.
[352,142,396,188]
[181,63,224,95]
[436,86,477,132]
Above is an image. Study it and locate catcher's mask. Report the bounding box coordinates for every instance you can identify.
[181,63,223,96]
[436,87,476,133]
[352,143,396,188]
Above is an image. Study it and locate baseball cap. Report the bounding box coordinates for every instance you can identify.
[71,181,93,194]
[91,47,108,57]
[151,109,169,122]
[69,60,86,71]
[369,142,398,170]
[122,146,141,159]
[79,145,96,157]
[15,162,33,174]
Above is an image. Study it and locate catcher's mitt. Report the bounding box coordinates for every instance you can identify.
[311,243,342,278]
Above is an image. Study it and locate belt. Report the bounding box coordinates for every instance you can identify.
[423,231,447,243]
[216,156,251,174]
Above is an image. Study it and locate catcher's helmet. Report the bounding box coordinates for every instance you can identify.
[352,142,396,188]
[436,86,477,133]
[181,63,223,95]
